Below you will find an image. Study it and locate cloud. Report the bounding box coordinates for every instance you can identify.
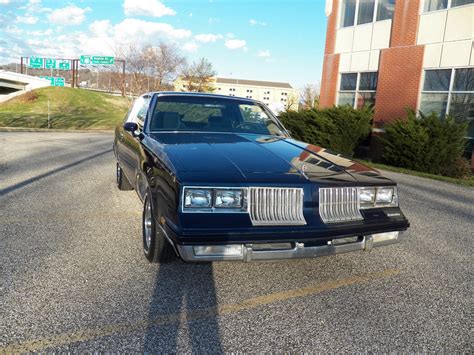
[257,50,271,58]
[47,5,90,25]
[249,19,267,26]
[89,20,112,36]
[0,0,11,4]
[113,19,192,43]
[225,39,246,50]
[208,17,219,24]
[15,15,38,24]
[194,33,223,43]
[182,42,199,53]
[123,0,175,17]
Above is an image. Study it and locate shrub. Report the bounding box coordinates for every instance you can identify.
[382,110,468,177]
[279,105,372,157]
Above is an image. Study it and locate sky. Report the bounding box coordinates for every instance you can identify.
[0,0,328,88]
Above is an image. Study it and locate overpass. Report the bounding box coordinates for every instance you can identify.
[0,70,51,103]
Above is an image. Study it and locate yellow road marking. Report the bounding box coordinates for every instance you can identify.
[1,268,400,352]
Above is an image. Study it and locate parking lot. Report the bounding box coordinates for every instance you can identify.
[0,131,472,352]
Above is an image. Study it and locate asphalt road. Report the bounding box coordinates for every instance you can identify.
[1,132,472,353]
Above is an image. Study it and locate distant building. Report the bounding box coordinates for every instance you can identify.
[174,77,299,112]
[319,0,473,167]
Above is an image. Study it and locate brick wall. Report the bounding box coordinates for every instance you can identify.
[390,0,421,47]
[319,54,340,108]
[324,0,339,55]
[320,0,340,107]
[373,45,425,125]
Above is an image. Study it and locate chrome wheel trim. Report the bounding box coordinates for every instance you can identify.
[144,198,153,250]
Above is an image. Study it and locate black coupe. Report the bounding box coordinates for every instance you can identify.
[114,92,409,263]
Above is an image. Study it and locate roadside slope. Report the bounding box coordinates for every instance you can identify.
[0,87,131,130]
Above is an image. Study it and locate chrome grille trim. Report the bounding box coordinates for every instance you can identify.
[249,187,306,226]
[319,187,363,223]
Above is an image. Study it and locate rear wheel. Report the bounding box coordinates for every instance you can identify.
[116,163,133,190]
[142,191,176,263]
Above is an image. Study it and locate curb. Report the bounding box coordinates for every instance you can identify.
[0,127,114,133]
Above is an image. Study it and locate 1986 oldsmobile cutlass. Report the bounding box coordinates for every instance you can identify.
[114,92,409,263]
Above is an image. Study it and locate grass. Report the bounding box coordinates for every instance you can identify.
[0,87,132,130]
[360,160,474,188]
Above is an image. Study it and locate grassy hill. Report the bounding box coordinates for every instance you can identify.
[0,87,132,130]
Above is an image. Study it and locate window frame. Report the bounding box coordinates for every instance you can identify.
[419,66,474,138]
[422,0,474,13]
[339,0,394,29]
[337,71,378,109]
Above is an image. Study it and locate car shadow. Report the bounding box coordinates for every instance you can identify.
[142,261,223,353]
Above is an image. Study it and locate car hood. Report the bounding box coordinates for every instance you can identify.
[146,132,393,185]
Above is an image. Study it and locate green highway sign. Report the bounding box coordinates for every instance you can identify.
[29,57,43,69]
[80,55,114,65]
[40,76,65,87]
[54,77,65,86]
[58,61,70,70]
[45,58,56,69]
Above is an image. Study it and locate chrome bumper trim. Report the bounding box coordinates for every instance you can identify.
[176,230,408,262]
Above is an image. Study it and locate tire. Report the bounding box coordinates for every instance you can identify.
[116,162,133,190]
[142,190,176,263]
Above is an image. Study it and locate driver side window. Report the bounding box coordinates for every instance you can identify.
[127,96,151,126]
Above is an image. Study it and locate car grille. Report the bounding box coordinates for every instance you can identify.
[319,187,363,223]
[249,187,306,226]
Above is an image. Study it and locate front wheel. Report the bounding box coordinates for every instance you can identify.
[142,191,176,263]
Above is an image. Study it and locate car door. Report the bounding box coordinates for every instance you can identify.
[117,95,151,187]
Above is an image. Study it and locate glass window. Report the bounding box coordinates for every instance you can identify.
[450,94,474,138]
[150,95,287,136]
[359,72,378,90]
[423,70,451,91]
[340,73,357,90]
[376,0,395,21]
[451,0,474,6]
[423,0,448,12]
[357,0,375,25]
[453,68,474,92]
[338,93,356,106]
[420,93,449,116]
[356,92,376,108]
[340,0,356,27]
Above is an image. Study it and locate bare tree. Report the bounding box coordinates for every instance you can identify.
[300,83,320,110]
[116,42,187,95]
[148,43,186,90]
[181,58,216,92]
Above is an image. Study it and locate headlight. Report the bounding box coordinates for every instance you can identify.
[359,186,398,209]
[215,189,243,208]
[359,187,376,208]
[182,187,247,211]
[184,188,212,208]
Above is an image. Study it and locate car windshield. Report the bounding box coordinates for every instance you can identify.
[149,95,288,136]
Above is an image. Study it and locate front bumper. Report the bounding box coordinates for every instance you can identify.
[176,230,408,262]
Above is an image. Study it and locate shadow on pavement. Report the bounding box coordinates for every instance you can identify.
[0,148,112,197]
[143,261,223,353]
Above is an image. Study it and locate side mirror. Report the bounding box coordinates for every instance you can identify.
[123,122,142,138]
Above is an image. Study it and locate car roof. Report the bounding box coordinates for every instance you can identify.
[142,91,258,103]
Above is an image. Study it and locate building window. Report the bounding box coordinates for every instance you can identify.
[338,72,378,108]
[357,0,375,25]
[340,0,394,27]
[423,0,473,12]
[341,0,357,27]
[376,0,395,20]
[420,68,474,138]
